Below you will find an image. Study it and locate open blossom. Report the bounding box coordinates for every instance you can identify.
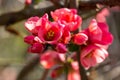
[25,14,48,34]
[38,21,63,44]
[88,19,113,45]
[24,8,114,80]
[58,27,71,44]
[51,8,82,31]
[80,45,108,68]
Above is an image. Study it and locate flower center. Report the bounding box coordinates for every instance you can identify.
[85,52,92,58]
[46,30,55,40]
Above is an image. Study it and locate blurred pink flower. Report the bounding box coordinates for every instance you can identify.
[68,61,81,80]
[81,45,108,68]
[96,8,110,22]
[25,0,32,5]
[51,8,82,31]
[51,66,64,78]
[68,70,81,80]
[40,50,65,69]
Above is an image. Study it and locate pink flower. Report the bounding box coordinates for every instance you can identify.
[96,8,110,22]
[88,19,113,45]
[58,26,71,44]
[24,35,42,45]
[68,70,81,80]
[38,22,63,44]
[73,32,88,45]
[51,8,82,31]
[51,66,64,78]
[56,43,67,53]
[80,45,108,68]
[68,61,81,80]
[25,14,48,34]
[25,0,32,5]
[40,50,65,69]
[28,42,44,53]
[67,61,81,80]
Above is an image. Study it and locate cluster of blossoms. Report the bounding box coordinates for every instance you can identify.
[24,8,113,80]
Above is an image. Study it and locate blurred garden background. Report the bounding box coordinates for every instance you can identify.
[0,0,120,80]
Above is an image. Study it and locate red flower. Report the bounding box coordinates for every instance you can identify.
[51,66,64,78]
[81,45,108,68]
[96,8,110,22]
[38,22,63,44]
[68,70,81,80]
[40,50,65,69]
[25,0,32,5]
[88,19,113,45]
[68,61,81,80]
[24,35,35,45]
[58,27,71,44]
[28,42,44,53]
[73,32,88,45]
[25,14,48,35]
[51,8,82,31]
[56,43,68,53]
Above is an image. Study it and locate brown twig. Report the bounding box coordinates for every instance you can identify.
[16,55,40,80]
[40,69,49,80]
[78,0,120,11]
[0,0,120,26]
[77,48,88,80]
[50,0,63,8]
[69,0,79,9]
[0,1,56,26]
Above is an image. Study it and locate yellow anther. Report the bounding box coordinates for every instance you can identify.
[48,30,54,37]
[85,52,92,58]
[46,30,55,40]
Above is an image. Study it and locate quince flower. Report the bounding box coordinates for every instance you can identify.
[81,45,108,68]
[51,8,82,31]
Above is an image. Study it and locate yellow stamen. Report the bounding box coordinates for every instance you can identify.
[48,30,54,37]
[46,30,54,40]
[85,53,92,58]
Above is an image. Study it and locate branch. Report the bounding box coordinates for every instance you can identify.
[0,0,120,26]
[77,48,88,80]
[69,0,79,9]
[50,0,63,8]
[0,1,56,26]
[16,55,40,80]
[40,69,49,80]
[79,0,120,11]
